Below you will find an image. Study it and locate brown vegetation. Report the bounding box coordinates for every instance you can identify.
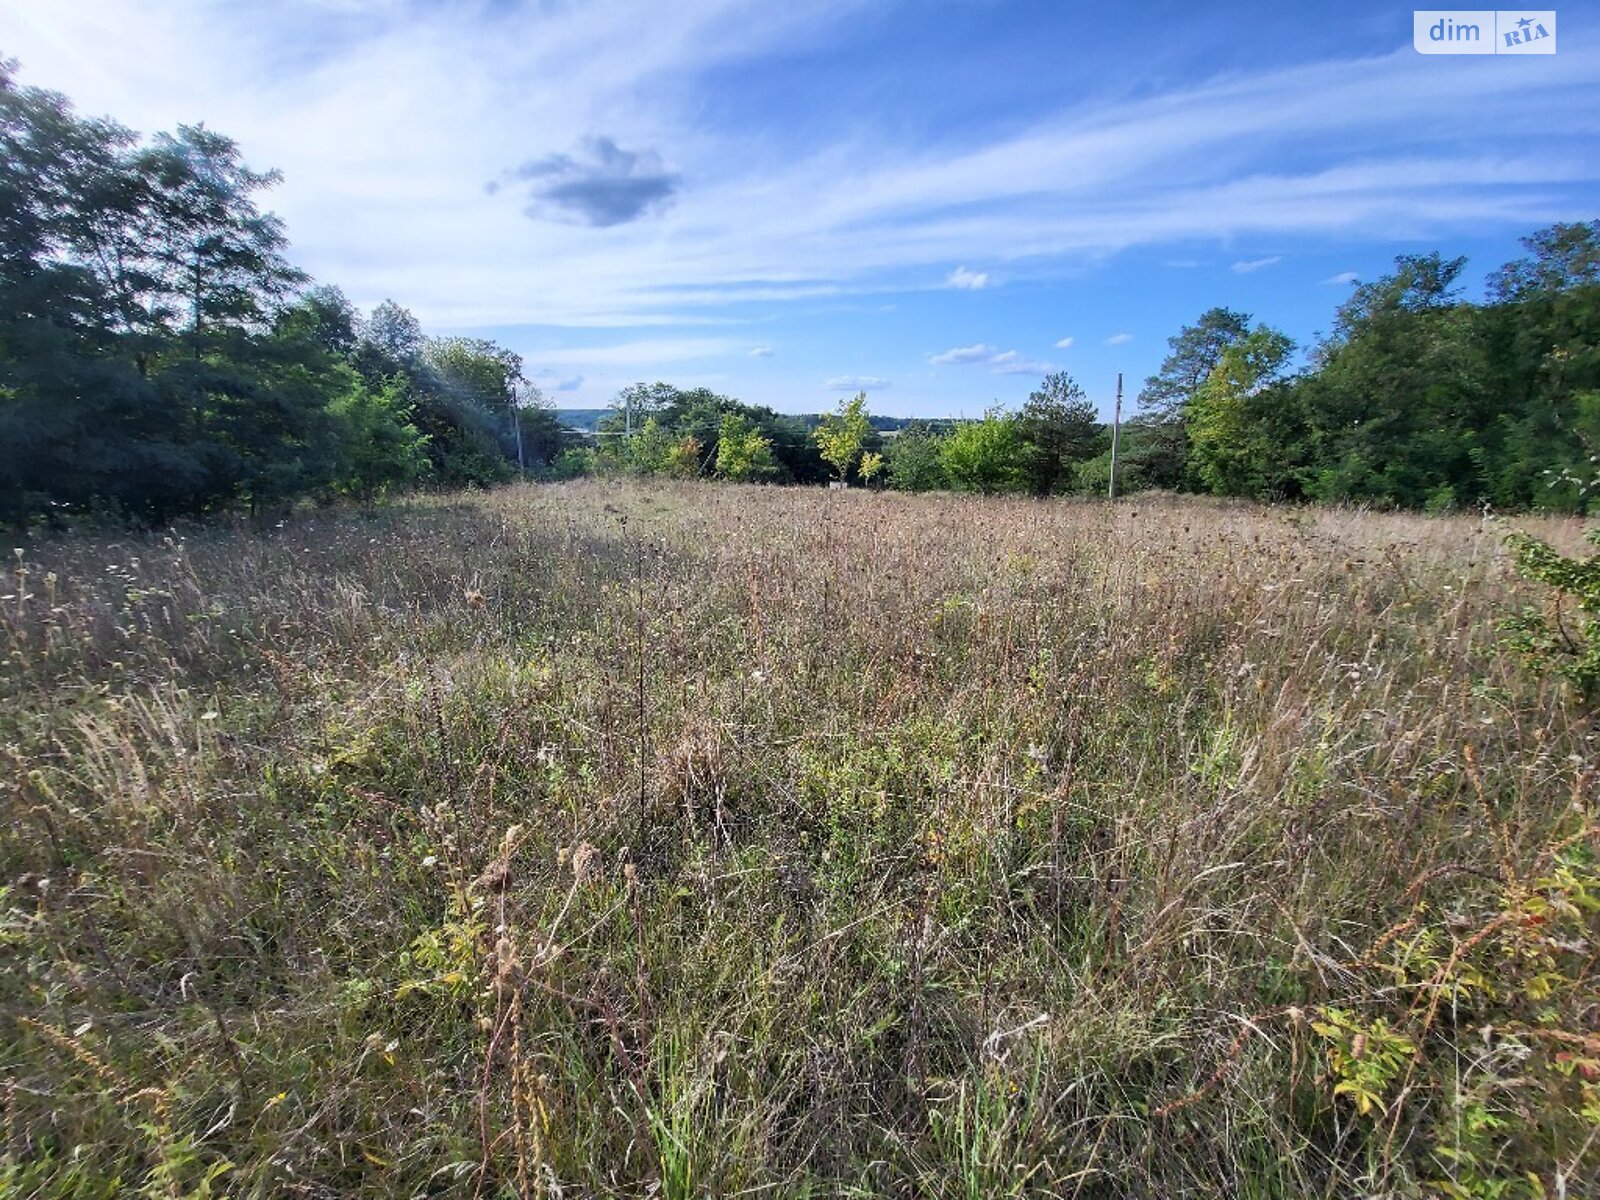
[2,482,1596,1197]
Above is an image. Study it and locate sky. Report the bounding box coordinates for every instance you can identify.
[2,0,1597,417]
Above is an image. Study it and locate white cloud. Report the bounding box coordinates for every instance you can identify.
[748,345,775,357]
[930,345,1054,376]
[1323,270,1360,285]
[1053,336,1074,349]
[1231,255,1283,273]
[1105,333,1134,346]
[2,2,1595,332]
[826,375,891,390]
[930,343,998,364]
[991,357,1054,376]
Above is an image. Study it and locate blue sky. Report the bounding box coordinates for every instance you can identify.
[2,0,1597,417]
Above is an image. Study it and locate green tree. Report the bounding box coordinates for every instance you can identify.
[940,410,1025,494]
[627,416,674,475]
[1300,254,1485,507]
[1187,326,1300,498]
[1018,371,1104,495]
[136,124,307,358]
[1139,307,1252,420]
[1134,308,1252,491]
[815,391,872,484]
[328,376,429,506]
[1489,221,1600,303]
[885,423,948,492]
[715,412,776,481]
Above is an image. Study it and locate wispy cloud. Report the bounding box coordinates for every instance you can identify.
[1231,255,1283,273]
[990,355,1055,376]
[748,345,775,357]
[930,343,998,364]
[1053,336,1074,349]
[6,0,1596,340]
[826,375,891,390]
[1323,270,1360,285]
[930,345,1054,376]
[1105,333,1134,346]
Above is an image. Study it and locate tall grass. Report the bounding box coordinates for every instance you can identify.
[2,482,1596,1197]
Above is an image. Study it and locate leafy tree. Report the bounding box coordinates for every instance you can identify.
[858,451,885,486]
[940,410,1025,494]
[1488,222,1600,303]
[715,412,776,480]
[133,124,305,356]
[664,435,703,479]
[276,286,358,358]
[359,300,424,369]
[885,423,948,492]
[1112,415,1188,495]
[627,416,674,475]
[1135,307,1252,490]
[1018,371,1104,495]
[815,392,872,483]
[1187,326,1301,497]
[514,398,574,472]
[1138,307,1252,420]
[1301,254,1485,507]
[328,376,428,506]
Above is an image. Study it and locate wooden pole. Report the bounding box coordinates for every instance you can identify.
[1108,372,1123,501]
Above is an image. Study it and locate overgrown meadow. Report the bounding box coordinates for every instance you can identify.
[2,481,1597,1198]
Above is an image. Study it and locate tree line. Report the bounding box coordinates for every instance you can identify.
[4,58,1597,522]
[534,226,1600,515]
[1,60,570,526]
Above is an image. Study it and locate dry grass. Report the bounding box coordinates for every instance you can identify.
[2,481,1596,1198]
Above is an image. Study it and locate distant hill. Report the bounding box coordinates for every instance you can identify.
[552,409,614,433]
[554,409,954,434]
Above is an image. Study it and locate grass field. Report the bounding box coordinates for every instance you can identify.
[3,481,1597,1198]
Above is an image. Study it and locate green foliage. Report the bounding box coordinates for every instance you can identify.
[857,449,885,485]
[815,391,873,482]
[1139,307,1254,419]
[940,410,1025,494]
[1017,371,1104,496]
[328,376,429,505]
[885,422,949,492]
[1310,1008,1416,1117]
[1187,325,1302,498]
[1502,525,1600,705]
[715,412,776,481]
[0,61,538,523]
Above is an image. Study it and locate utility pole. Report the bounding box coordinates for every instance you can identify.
[1108,372,1123,501]
[510,382,526,475]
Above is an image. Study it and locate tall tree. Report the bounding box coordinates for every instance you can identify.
[815,391,872,483]
[1187,326,1302,498]
[1018,371,1104,495]
[1138,307,1252,419]
[1135,307,1252,490]
[1489,222,1600,303]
